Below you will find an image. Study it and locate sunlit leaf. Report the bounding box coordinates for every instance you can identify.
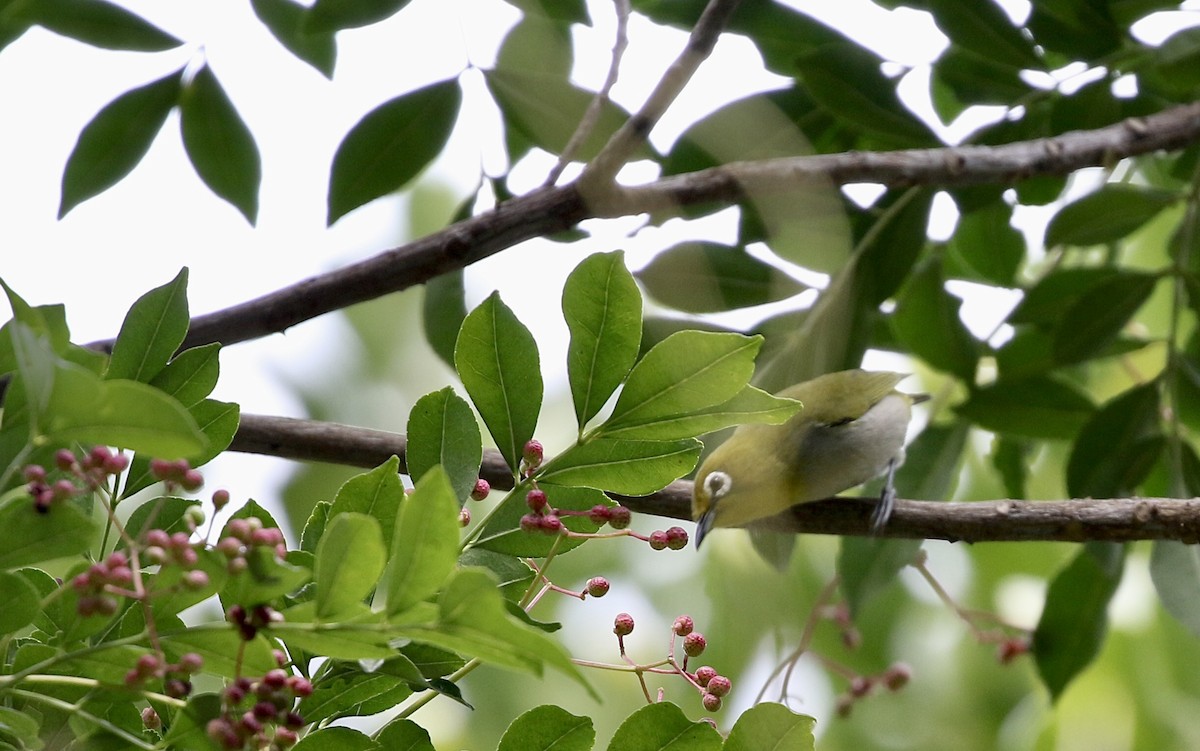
[724,702,816,751]
[315,512,386,619]
[384,467,458,616]
[406,387,482,502]
[497,705,594,751]
[107,267,189,383]
[538,438,701,495]
[607,702,722,750]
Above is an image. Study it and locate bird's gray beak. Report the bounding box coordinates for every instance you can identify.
[695,507,717,549]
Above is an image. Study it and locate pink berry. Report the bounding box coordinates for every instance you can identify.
[586,577,610,597]
[184,570,210,590]
[613,612,635,637]
[673,615,694,636]
[883,662,911,691]
[211,488,231,510]
[522,439,544,468]
[541,514,563,534]
[470,478,490,501]
[849,676,872,697]
[706,675,731,697]
[458,508,471,527]
[181,469,204,491]
[179,653,204,673]
[648,530,669,550]
[287,676,313,697]
[22,465,46,482]
[694,666,717,687]
[683,632,707,657]
[55,449,76,471]
[702,692,722,711]
[262,669,288,689]
[588,504,611,524]
[608,506,632,529]
[665,526,688,550]
[141,707,161,730]
[520,514,540,532]
[525,488,548,513]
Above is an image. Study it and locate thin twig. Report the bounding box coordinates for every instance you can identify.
[544,0,632,187]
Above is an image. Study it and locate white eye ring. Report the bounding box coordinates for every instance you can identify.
[704,471,731,500]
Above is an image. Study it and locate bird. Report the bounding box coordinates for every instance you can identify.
[691,369,925,547]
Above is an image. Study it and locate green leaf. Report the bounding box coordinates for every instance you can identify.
[41,363,207,456]
[221,545,311,609]
[251,0,336,78]
[457,548,534,598]
[498,705,594,751]
[291,726,380,751]
[122,496,198,543]
[273,602,395,660]
[301,501,332,555]
[946,203,1024,286]
[955,376,1094,440]
[724,702,816,751]
[59,69,182,218]
[148,343,220,407]
[161,627,278,679]
[599,384,801,441]
[795,42,936,149]
[161,694,222,750]
[503,0,589,24]
[297,667,411,724]
[184,398,240,468]
[1067,382,1161,498]
[455,292,542,475]
[406,387,482,502]
[933,45,1032,109]
[604,332,762,434]
[1150,539,1200,638]
[315,512,386,619]
[637,242,805,313]
[1029,0,1120,59]
[564,251,643,429]
[28,0,181,50]
[107,268,189,383]
[839,536,922,619]
[539,438,701,495]
[180,64,262,224]
[1045,185,1178,248]
[993,436,1030,499]
[422,269,467,368]
[0,571,39,634]
[330,456,404,553]
[484,68,650,162]
[375,718,435,751]
[0,706,44,751]
[928,0,1041,69]
[327,79,461,224]
[305,0,412,33]
[473,484,610,557]
[891,256,979,381]
[1052,272,1158,365]
[606,702,722,751]
[0,494,95,570]
[1008,267,1119,327]
[496,11,573,83]
[1033,542,1125,700]
[394,568,591,692]
[384,467,459,616]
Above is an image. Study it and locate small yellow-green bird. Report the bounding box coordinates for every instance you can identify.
[692,370,924,547]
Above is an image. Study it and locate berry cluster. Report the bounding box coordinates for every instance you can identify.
[206,669,312,750]
[227,604,284,641]
[149,457,204,491]
[71,551,135,617]
[609,612,733,713]
[216,517,288,575]
[24,447,129,512]
[835,662,912,717]
[123,651,204,700]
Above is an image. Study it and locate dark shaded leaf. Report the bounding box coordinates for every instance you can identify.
[1033,542,1124,699]
[181,65,262,224]
[251,0,336,78]
[1066,382,1161,498]
[327,79,462,224]
[956,376,1094,440]
[928,0,1042,69]
[29,0,180,50]
[149,343,221,408]
[1008,267,1119,327]
[638,242,804,313]
[422,269,467,368]
[891,256,979,381]
[1028,0,1120,59]
[1052,272,1157,365]
[0,495,95,569]
[1045,185,1178,248]
[59,70,183,218]
[305,0,411,33]
[946,203,1023,286]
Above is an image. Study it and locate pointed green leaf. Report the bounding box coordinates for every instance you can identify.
[301,500,333,555]
[928,0,1041,69]
[1150,539,1200,637]
[1052,272,1157,365]
[251,0,336,78]
[637,242,805,313]
[220,546,310,609]
[422,268,467,368]
[376,718,435,751]
[147,342,220,407]
[0,571,40,634]
[274,602,395,659]
[406,387,482,502]
[599,384,802,440]
[331,456,404,549]
[1045,185,1179,248]
[160,627,278,679]
[1009,267,1119,327]
[564,251,643,429]
[296,666,411,724]
[305,0,412,33]
[1033,542,1125,699]
[892,256,979,381]
[59,69,182,217]
[484,68,650,162]
[107,268,189,383]
[30,0,181,50]
[724,702,816,751]
[162,694,223,750]
[538,438,701,495]
[384,467,459,616]
[455,292,542,475]
[1067,383,1161,498]
[315,512,386,619]
[946,203,1024,286]
[498,705,594,751]
[181,65,262,224]
[604,332,762,434]
[291,726,380,751]
[607,702,722,751]
[327,79,461,224]
[956,376,1094,440]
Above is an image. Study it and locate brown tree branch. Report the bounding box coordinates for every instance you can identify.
[230,413,1200,544]
[79,101,1199,356]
